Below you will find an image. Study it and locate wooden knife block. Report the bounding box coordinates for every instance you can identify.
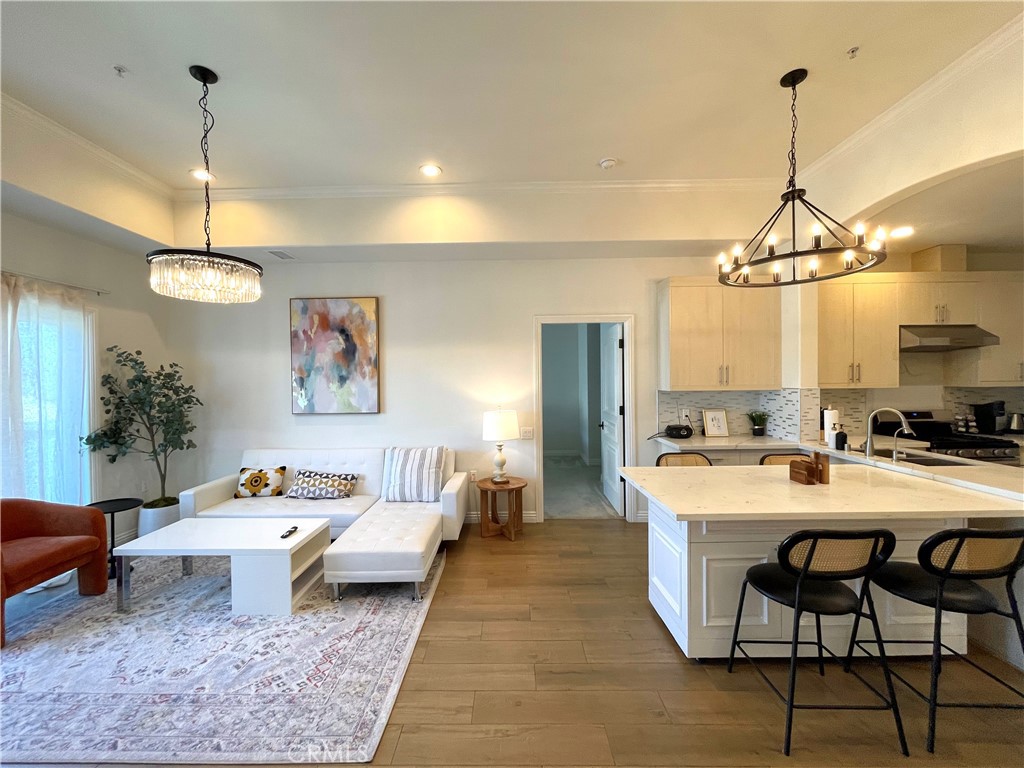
[789,452,830,485]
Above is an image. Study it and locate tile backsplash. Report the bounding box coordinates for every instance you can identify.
[658,385,1023,445]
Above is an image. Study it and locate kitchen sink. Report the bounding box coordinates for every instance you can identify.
[900,456,967,467]
[865,449,966,467]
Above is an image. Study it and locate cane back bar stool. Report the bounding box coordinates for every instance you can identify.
[849,528,1024,753]
[759,453,809,466]
[655,451,712,467]
[728,529,908,757]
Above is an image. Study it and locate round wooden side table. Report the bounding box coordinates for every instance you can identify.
[476,476,526,541]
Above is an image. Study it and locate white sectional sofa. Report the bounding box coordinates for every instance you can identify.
[179,447,467,540]
[179,447,467,601]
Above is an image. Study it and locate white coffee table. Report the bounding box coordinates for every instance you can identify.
[112,517,331,615]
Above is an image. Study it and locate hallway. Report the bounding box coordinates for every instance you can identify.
[543,456,619,519]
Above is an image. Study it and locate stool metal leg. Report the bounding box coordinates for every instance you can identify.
[783,607,803,756]
[815,613,825,676]
[927,600,944,753]
[727,579,749,673]
[843,589,867,672]
[865,588,909,757]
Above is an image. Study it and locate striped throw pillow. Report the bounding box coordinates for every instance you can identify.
[382,446,444,502]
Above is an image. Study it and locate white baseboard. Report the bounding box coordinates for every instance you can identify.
[114,528,138,547]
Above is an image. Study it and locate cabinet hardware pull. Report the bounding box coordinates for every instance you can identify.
[934,304,939,323]
[725,365,730,385]
[856,363,861,383]
[718,365,723,385]
[848,363,854,383]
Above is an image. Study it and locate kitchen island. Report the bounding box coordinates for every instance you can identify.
[621,463,1023,659]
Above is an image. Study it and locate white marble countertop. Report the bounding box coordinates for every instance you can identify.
[654,435,800,452]
[804,435,1024,501]
[620,464,1024,522]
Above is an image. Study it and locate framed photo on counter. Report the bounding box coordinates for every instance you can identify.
[702,408,729,437]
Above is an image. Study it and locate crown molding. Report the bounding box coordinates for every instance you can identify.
[1,94,174,199]
[173,177,779,203]
[803,13,1022,181]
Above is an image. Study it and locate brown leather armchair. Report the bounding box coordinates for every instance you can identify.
[1,498,108,647]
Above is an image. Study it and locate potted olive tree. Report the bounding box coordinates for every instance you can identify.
[746,410,770,437]
[82,346,202,533]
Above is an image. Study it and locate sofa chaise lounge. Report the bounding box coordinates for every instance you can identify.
[179,448,467,600]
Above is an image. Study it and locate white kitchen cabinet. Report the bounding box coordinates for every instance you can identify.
[898,282,978,325]
[978,281,1024,385]
[659,281,780,390]
[818,282,899,388]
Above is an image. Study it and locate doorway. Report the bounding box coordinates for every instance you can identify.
[535,316,635,521]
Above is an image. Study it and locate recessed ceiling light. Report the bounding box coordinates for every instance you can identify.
[189,168,216,182]
[890,226,914,238]
[419,164,443,178]
[598,157,619,170]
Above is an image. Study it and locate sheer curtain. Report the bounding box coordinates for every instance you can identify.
[1,273,91,504]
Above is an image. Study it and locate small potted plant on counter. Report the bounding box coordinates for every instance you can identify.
[746,410,770,437]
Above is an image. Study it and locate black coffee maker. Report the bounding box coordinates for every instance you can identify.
[970,401,1007,435]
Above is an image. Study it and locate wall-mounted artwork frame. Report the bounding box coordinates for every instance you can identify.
[290,297,379,414]
[702,408,729,437]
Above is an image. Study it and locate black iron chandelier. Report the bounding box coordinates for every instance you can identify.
[146,66,263,303]
[717,69,887,287]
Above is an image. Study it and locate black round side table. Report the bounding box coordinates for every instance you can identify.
[87,497,143,579]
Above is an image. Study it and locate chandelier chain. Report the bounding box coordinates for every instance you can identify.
[198,81,215,252]
[787,84,798,191]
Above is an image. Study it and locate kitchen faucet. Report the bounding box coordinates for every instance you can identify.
[862,408,916,459]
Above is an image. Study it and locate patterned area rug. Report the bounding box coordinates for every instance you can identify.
[0,551,444,764]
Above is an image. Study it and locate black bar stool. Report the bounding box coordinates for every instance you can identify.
[727,528,908,757]
[849,528,1024,753]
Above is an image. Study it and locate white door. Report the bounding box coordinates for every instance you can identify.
[599,323,623,514]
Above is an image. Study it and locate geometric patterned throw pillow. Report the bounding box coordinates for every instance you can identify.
[285,469,358,500]
[234,466,287,498]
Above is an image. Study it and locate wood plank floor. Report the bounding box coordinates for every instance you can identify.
[377,519,1024,768]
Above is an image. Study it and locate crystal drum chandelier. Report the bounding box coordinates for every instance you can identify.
[147,66,263,303]
[717,69,887,288]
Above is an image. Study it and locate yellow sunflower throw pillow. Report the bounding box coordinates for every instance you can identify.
[234,466,287,498]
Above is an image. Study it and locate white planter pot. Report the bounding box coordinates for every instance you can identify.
[138,502,180,537]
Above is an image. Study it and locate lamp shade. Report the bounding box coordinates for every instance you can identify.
[482,409,520,442]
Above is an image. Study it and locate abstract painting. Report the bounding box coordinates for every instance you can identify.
[290,297,379,414]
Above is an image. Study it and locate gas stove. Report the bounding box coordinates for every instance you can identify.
[872,410,1021,465]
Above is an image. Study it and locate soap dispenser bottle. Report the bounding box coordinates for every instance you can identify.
[835,425,848,451]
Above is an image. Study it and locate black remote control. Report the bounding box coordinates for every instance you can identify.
[281,526,298,539]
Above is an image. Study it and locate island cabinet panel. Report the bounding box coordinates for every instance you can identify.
[647,501,967,659]
[658,280,781,390]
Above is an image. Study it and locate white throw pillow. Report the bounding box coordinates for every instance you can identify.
[382,446,444,502]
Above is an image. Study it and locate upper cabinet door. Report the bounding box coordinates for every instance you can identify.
[854,283,900,387]
[818,282,856,388]
[722,288,780,389]
[664,285,724,389]
[898,282,978,324]
[978,282,1024,385]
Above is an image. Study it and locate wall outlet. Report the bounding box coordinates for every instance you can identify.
[520,426,534,439]
[468,469,477,482]
[679,408,690,421]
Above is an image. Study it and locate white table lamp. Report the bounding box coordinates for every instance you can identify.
[482,408,519,484]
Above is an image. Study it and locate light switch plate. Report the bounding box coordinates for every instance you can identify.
[520,427,534,439]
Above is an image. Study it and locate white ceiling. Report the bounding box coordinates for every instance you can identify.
[4,1,1019,191]
[2,1,1019,193]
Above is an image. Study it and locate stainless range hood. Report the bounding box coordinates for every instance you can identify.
[899,325,999,352]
